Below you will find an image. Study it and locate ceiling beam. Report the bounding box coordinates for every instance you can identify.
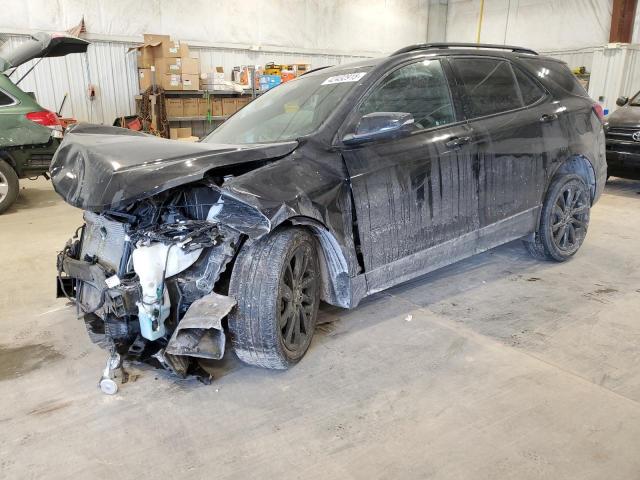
[610,0,638,43]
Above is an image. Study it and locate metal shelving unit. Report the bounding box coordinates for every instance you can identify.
[163,90,254,97]
[167,115,228,122]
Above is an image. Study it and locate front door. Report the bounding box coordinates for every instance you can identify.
[341,59,478,277]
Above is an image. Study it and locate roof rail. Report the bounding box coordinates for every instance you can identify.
[391,43,538,56]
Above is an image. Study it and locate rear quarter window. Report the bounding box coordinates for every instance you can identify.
[0,90,14,106]
[521,58,588,98]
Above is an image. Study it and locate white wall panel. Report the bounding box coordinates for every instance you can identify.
[446,0,613,52]
[540,48,597,71]
[0,0,429,56]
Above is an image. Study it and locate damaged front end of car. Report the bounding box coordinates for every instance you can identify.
[56,185,256,383]
[51,125,292,391]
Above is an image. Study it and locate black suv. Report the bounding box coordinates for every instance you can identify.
[605,92,640,178]
[53,43,606,391]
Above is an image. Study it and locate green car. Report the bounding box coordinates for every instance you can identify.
[0,33,89,213]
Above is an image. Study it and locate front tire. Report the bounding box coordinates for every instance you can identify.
[0,159,19,214]
[524,174,591,262]
[228,227,320,369]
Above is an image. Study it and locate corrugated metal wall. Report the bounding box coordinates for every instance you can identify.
[588,44,640,113]
[0,34,369,125]
[541,48,597,71]
[2,35,139,124]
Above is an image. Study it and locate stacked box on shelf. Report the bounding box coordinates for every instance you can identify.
[182,99,198,116]
[197,97,223,117]
[132,33,200,91]
[165,98,183,117]
[221,98,237,116]
[200,67,225,91]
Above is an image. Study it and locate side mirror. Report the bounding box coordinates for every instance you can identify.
[616,96,629,107]
[343,112,415,145]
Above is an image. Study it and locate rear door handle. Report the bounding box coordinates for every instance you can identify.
[539,113,559,123]
[445,136,471,149]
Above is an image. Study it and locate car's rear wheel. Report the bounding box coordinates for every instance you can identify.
[524,174,591,262]
[228,227,320,369]
[0,159,19,214]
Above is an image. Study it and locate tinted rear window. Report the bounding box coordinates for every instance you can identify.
[521,58,588,97]
[453,58,521,117]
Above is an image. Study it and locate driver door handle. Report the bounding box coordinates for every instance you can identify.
[445,136,471,149]
[539,113,559,123]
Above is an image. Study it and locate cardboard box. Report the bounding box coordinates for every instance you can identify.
[143,33,170,46]
[181,57,200,75]
[165,98,183,117]
[201,66,225,83]
[177,136,199,142]
[221,98,237,116]
[154,57,182,75]
[154,57,199,75]
[138,68,152,91]
[135,47,155,68]
[161,74,182,90]
[197,97,210,116]
[182,98,198,116]
[181,73,199,90]
[153,39,189,58]
[294,63,311,76]
[212,98,223,116]
[169,127,192,139]
[236,96,252,110]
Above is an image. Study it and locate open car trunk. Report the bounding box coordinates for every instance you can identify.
[0,32,89,72]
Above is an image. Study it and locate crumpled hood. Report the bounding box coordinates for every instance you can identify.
[50,124,298,211]
[607,105,640,128]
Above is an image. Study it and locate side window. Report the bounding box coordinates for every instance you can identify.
[453,58,522,118]
[513,66,545,105]
[0,90,14,107]
[522,58,588,97]
[358,60,455,130]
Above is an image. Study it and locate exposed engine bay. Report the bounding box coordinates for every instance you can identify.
[57,182,244,391]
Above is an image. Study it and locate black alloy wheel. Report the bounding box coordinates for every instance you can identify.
[278,244,318,353]
[548,181,589,254]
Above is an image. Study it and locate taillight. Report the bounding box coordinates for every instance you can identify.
[25,110,62,128]
[592,103,605,123]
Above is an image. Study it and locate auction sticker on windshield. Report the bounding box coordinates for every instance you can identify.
[321,72,367,85]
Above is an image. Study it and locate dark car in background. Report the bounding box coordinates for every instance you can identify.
[605,92,640,178]
[0,33,89,213]
[52,43,606,392]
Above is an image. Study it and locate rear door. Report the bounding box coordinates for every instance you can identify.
[451,57,552,228]
[341,58,478,274]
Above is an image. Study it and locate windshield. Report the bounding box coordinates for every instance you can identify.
[630,91,640,106]
[203,66,371,144]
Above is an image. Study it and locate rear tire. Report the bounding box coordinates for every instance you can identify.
[228,227,320,369]
[0,159,19,214]
[522,232,549,260]
[524,174,591,262]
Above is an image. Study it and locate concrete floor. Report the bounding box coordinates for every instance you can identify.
[1,177,640,479]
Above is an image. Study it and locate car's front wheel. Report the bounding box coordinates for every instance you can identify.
[228,227,321,369]
[524,174,591,262]
[0,158,19,214]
